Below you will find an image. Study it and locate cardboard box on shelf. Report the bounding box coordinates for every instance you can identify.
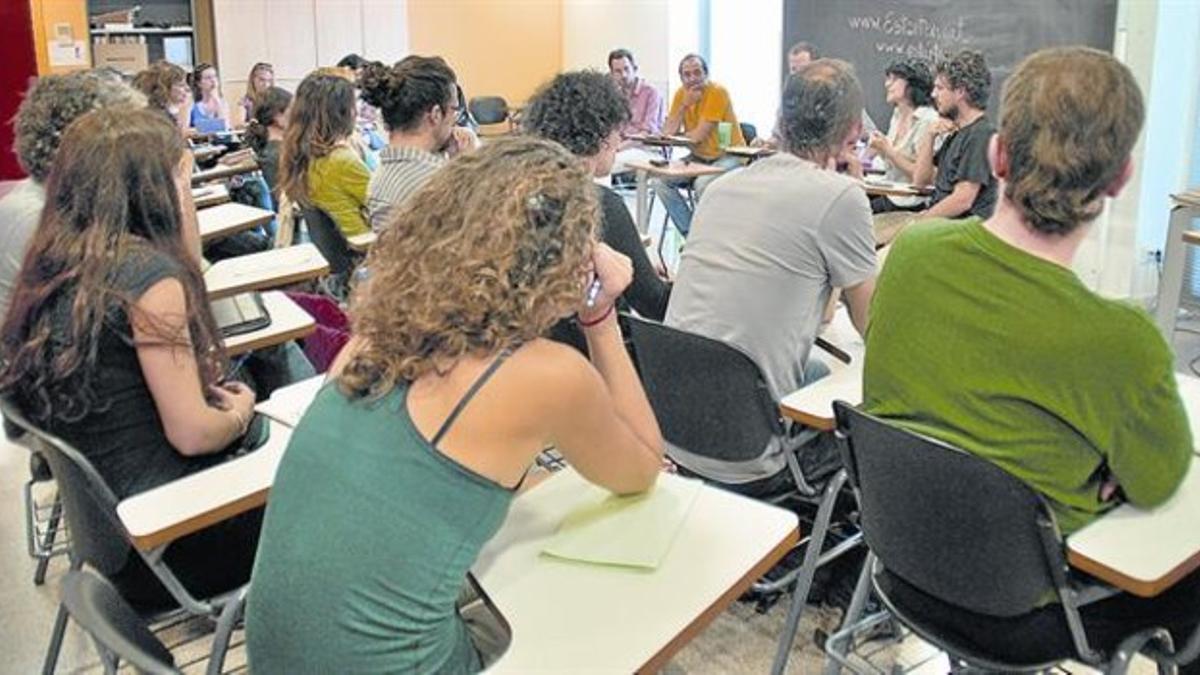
[93,41,148,74]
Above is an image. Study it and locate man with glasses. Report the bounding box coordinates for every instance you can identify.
[363,55,477,231]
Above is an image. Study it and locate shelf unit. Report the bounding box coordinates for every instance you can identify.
[88,0,198,72]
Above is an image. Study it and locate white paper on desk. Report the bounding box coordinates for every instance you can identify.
[541,475,702,569]
[255,376,326,427]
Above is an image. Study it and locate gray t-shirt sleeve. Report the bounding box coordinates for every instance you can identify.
[818,185,877,289]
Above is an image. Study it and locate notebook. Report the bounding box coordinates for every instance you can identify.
[542,474,702,569]
[211,292,271,338]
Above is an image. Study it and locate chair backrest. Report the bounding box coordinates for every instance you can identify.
[1,395,132,576]
[469,96,509,126]
[834,402,1066,617]
[62,569,179,675]
[300,206,357,275]
[625,315,784,462]
[740,122,758,144]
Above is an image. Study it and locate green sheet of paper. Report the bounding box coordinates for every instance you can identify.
[541,475,703,569]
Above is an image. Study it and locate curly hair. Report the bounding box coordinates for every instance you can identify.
[937,50,990,110]
[1001,47,1144,236]
[359,56,458,133]
[339,136,598,398]
[14,71,145,181]
[132,60,186,115]
[779,59,864,161]
[885,57,933,108]
[522,70,630,157]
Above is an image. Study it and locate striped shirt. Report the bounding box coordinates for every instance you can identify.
[366,145,446,231]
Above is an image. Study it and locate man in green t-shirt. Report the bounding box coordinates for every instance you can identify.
[864,47,1199,667]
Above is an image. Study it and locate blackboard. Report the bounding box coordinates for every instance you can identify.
[783,0,1118,127]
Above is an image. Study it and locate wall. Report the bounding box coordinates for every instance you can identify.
[29,0,90,75]
[561,0,670,95]
[408,0,561,106]
[212,0,408,97]
[3,2,39,180]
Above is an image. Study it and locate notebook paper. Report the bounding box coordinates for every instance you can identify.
[542,474,702,569]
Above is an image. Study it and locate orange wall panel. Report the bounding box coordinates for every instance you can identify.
[407,0,562,106]
[30,0,91,75]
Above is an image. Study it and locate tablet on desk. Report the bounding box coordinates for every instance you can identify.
[211,292,272,337]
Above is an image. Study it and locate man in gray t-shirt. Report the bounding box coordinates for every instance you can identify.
[665,59,878,488]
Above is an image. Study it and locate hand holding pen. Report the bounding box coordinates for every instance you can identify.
[578,242,633,326]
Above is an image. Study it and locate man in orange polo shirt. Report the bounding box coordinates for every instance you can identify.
[653,54,745,236]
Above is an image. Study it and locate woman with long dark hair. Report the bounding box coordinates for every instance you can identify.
[245,85,293,207]
[279,71,372,237]
[0,107,261,607]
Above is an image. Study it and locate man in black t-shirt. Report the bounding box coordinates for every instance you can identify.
[912,50,997,220]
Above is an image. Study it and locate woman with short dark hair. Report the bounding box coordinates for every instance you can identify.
[868,57,938,211]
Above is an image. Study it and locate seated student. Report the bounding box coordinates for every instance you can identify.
[524,70,671,321]
[607,48,665,173]
[132,60,193,132]
[359,56,475,230]
[864,47,1199,669]
[233,62,274,128]
[0,70,145,318]
[0,107,261,608]
[866,57,938,212]
[245,136,664,673]
[652,54,746,237]
[911,49,997,220]
[279,71,372,237]
[664,59,876,496]
[244,86,293,209]
[189,63,231,134]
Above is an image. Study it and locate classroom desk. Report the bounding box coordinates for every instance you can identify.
[191,159,259,186]
[205,244,329,299]
[347,231,377,253]
[860,177,933,200]
[1067,460,1200,598]
[628,134,695,157]
[1153,190,1200,339]
[191,144,223,163]
[255,374,325,427]
[116,432,797,672]
[625,159,729,236]
[198,202,274,244]
[192,183,231,209]
[724,145,776,162]
[222,291,316,356]
[475,468,799,673]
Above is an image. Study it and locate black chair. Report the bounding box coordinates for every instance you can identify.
[468,96,511,135]
[740,122,758,145]
[61,569,180,675]
[0,397,245,675]
[622,316,861,674]
[827,402,1199,674]
[299,206,359,300]
[4,414,69,585]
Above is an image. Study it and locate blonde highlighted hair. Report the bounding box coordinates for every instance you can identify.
[339,136,598,399]
[1000,47,1144,235]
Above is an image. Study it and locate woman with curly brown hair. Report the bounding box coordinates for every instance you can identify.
[132,60,192,131]
[247,136,664,673]
[0,107,261,606]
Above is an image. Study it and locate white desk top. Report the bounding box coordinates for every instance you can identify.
[255,374,326,427]
[347,231,377,253]
[477,468,798,673]
[1067,459,1200,597]
[1176,373,1200,447]
[117,420,293,550]
[192,183,230,209]
[191,159,259,186]
[780,308,864,431]
[197,202,274,244]
[205,244,329,299]
[222,291,316,356]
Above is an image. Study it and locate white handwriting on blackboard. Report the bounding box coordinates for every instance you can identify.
[848,12,967,42]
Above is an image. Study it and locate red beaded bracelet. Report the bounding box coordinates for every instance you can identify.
[577,304,614,327]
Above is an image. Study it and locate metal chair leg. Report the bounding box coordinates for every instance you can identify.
[42,602,70,675]
[33,497,64,585]
[206,586,248,675]
[822,551,876,675]
[771,470,850,675]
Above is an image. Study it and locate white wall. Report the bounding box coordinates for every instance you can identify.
[212,0,408,96]
[708,0,782,136]
[561,0,670,94]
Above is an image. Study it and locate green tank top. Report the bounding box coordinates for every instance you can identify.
[246,371,515,673]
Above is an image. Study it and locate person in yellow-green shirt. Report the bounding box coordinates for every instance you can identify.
[279,71,372,238]
[652,54,745,237]
[864,47,1199,670]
